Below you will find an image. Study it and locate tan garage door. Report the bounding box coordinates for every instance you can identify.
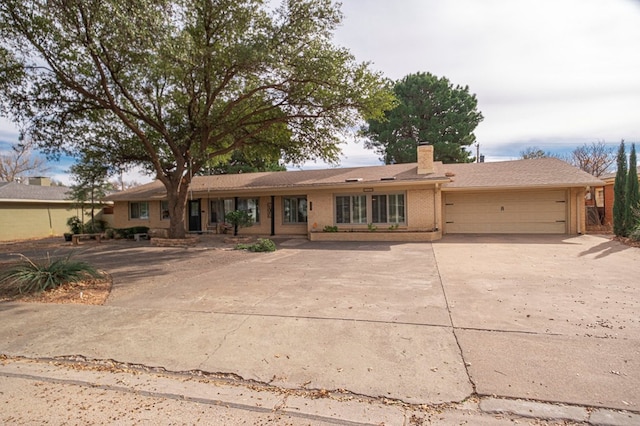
[444,190,567,234]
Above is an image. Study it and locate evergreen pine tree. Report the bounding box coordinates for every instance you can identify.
[612,141,627,236]
[624,143,639,235]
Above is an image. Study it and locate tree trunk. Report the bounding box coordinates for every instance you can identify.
[164,177,190,239]
[90,188,95,230]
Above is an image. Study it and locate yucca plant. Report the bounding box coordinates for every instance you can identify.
[0,253,102,295]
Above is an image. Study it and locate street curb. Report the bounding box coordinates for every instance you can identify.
[480,397,640,426]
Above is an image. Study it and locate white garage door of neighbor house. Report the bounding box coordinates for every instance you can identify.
[444,190,568,234]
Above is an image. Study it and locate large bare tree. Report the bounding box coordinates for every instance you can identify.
[0,139,48,182]
[567,141,616,178]
[567,141,616,226]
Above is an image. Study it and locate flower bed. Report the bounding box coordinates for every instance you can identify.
[150,237,199,247]
[309,230,442,242]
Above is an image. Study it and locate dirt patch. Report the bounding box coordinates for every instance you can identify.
[0,236,69,254]
[1,239,112,305]
[0,276,112,305]
[615,236,640,248]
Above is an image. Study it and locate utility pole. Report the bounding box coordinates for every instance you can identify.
[476,143,480,163]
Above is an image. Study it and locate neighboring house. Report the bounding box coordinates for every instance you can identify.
[592,172,640,228]
[104,145,604,241]
[0,177,113,241]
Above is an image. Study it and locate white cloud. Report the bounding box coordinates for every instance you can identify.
[333,0,640,162]
[2,0,639,182]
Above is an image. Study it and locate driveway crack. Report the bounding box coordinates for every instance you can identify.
[198,314,251,370]
[432,247,477,395]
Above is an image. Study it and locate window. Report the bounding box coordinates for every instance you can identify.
[335,193,405,225]
[283,197,307,223]
[160,200,170,220]
[336,195,367,224]
[210,200,224,223]
[237,198,260,223]
[388,194,405,223]
[372,195,387,223]
[130,202,149,220]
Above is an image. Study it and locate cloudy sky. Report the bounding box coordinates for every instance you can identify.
[1,0,639,183]
[329,0,640,167]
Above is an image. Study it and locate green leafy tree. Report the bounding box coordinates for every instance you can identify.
[0,0,394,238]
[203,147,286,175]
[0,46,23,106]
[613,141,627,236]
[68,152,114,232]
[363,72,483,164]
[624,143,639,235]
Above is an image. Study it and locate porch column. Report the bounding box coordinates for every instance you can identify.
[270,195,275,236]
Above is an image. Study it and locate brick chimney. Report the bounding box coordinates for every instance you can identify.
[417,143,434,174]
[28,177,51,186]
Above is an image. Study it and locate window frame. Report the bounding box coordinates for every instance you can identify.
[237,198,260,224]
[335,194,367,224]
[372,193,406,225]
[129,201,149,220]
[160,200,170,221]
[283,196,308,224]
[334,192,406,225]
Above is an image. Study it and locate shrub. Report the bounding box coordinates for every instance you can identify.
[113,226,150,239]
[323,225,338,232]
[629,223,640,242]
[66,216,83,234]
[84,220,108,234]
[0,253,102,295]
[225,210,254,228]
[235,238,277,252]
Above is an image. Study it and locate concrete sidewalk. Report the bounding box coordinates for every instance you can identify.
[1,234,639,424]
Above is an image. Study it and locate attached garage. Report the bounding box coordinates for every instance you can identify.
[438,158,605,236]
[444,190,568,234]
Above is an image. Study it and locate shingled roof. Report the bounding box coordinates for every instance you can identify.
[105,162,450,201]
[104,157,604,201]
[440,158,605,190]
[0,181,72,202]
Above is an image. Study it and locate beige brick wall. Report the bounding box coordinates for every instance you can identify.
[406,188,437,231]
[114,196,309,236]
[111,185,441,237]
[112,201,161,229]
[307,191,333,232]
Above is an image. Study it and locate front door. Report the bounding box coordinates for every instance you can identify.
[188,199,202,232]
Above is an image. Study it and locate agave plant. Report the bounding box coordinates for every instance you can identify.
[0,253,102,295]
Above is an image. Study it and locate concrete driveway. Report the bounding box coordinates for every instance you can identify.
[0,234,638,418]
[433,234,639,412]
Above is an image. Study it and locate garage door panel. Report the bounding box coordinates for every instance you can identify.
[448,221,566,234]
[444,191,567,234]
